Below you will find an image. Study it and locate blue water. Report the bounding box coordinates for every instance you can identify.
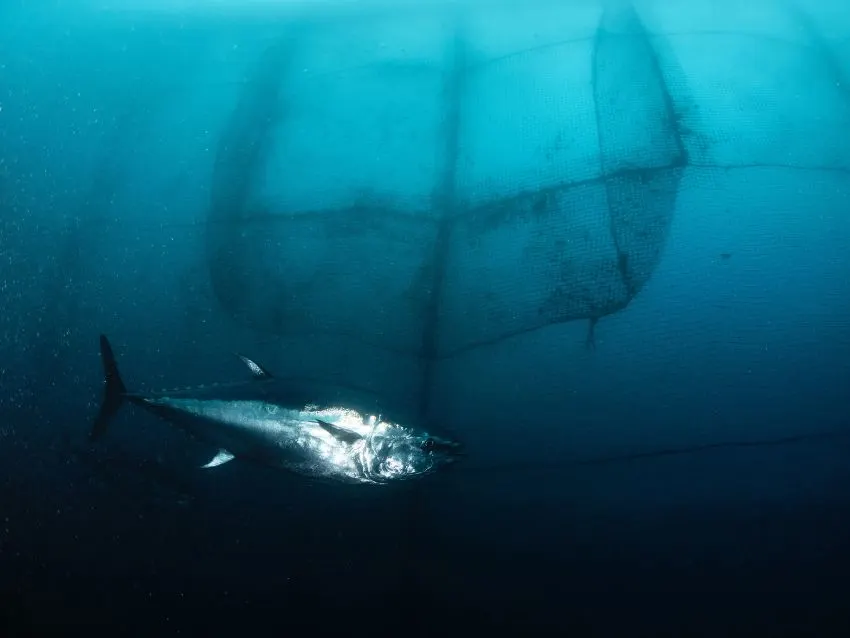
[2,1,850,635]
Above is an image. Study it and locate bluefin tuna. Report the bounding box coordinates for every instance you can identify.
[91,335,464,484]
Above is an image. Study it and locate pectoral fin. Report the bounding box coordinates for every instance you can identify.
[316,419,362,444]
[201,449,235,469]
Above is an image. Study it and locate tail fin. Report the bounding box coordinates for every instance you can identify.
[90,334,128,441]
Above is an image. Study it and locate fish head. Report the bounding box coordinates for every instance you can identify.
[367,425,465,482]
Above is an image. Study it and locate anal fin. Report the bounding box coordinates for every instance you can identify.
[201,449,235,469]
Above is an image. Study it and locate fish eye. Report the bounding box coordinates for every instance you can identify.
[421,438,435,452]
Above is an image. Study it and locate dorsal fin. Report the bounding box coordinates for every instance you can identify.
[234,353,273,380]
[316,419,362,445]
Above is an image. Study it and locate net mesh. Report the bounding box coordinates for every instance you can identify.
[204,1,850,408]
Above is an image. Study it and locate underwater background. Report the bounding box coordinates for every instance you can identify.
[2,0,850,635]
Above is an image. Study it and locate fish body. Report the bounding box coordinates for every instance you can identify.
[91,335,464,485]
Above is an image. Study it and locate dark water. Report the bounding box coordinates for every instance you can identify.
[2,1,850,636]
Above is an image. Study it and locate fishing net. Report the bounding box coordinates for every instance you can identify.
[205,1,850,412]
[206,6,684,347]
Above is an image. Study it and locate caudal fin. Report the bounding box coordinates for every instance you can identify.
[90,334,128,441]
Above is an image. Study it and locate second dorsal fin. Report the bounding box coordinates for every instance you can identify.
[235,353,274,380]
